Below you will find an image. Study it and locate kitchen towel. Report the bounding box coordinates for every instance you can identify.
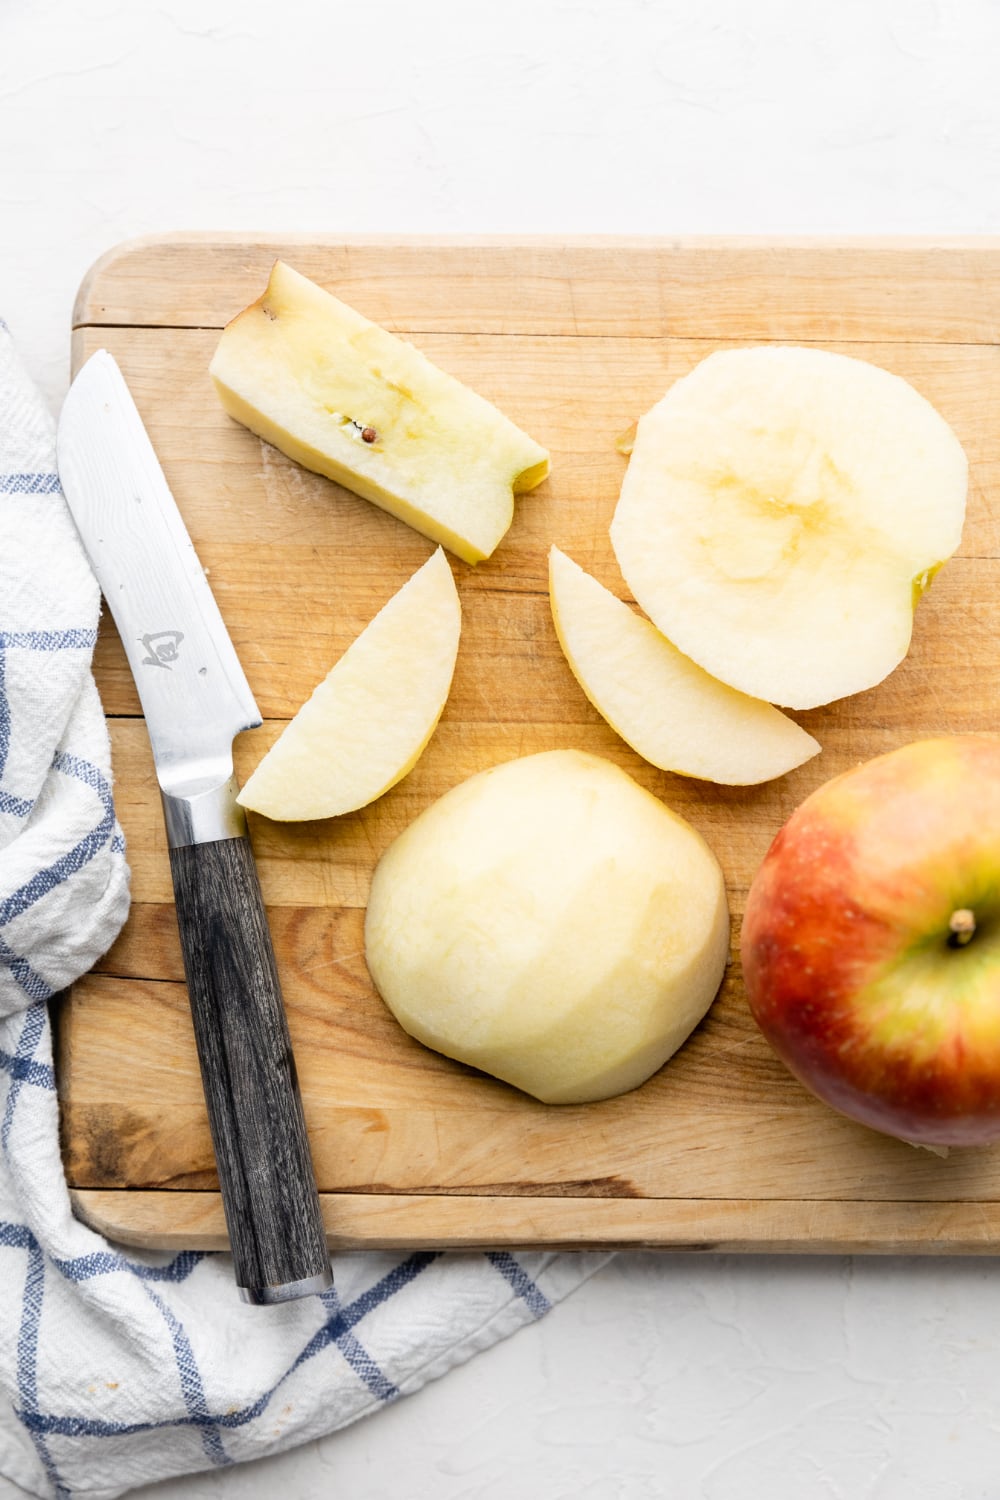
[0,322,612,1500]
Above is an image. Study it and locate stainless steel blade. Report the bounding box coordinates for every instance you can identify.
[57,350,261,807]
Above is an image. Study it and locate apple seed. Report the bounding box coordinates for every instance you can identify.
[947,907,977,947]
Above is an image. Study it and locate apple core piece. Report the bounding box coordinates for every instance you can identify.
[211,261,550,563]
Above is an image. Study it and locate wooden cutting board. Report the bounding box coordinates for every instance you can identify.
[57,234,1000,1255]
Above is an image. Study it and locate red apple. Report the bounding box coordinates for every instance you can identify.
[741,736,1000,1147]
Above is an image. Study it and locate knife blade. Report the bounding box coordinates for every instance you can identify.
[57,349,332,1305]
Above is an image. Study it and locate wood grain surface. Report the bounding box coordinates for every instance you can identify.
[57,234,1000,1253]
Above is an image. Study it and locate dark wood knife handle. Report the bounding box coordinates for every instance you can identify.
[168,834,332,1302]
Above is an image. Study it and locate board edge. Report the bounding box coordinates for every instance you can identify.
[70,1189,1000,1256]
[72,230,1000,330]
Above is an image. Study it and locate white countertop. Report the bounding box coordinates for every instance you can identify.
[4,2,1000,1495]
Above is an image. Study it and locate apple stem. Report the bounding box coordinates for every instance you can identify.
[947,908,977,948]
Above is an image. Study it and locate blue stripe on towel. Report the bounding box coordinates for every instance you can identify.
[0,1041,56,1094]
[1,1003,51,1150]
[0,753,118,1001]
[0,789,34,818]
[52,1249,203,1285]
[0,644,8,783]
[0,628,97,651]
[141,1284,231,1468]
[0,753,114,930]
[0,630,99,800]
[0,935,55,1004]
[486,1251,551,1316]
[16,1235,69,1495]
[314,1283,400,1401]
[0,473,62,495]
[0,1221,34,1250]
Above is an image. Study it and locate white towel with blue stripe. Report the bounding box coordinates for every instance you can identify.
[0,324,611,1500]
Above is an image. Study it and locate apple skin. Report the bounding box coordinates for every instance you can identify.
[741,736,1000,1147]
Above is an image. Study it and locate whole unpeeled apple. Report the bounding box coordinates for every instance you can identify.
[742,737,1000,1146]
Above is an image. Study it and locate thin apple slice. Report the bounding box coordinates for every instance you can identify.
[237,548,460,820]
[609,347,968,710]
[210,261,550,564]
[549,547,820,785]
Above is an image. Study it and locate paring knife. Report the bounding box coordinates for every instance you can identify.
[57,349,332,1305]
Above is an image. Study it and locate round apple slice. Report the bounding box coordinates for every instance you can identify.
[549,547,820,785]
[609,347,968,710]
[238,547,460,820]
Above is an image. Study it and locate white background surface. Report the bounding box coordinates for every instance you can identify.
[4,1,1000,1496]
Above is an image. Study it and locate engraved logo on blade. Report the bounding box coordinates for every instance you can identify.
[140,630,184,668]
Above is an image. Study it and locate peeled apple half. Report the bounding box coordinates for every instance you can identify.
[364,749,730,1104]
[610,347,968,710]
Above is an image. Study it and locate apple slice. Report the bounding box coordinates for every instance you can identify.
[237,548,460,820]
[609,347,968,710]
[548,547,820,785]
[210,261,550,564]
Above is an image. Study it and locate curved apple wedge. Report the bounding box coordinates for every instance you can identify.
[548,547,820,786]
[238,548,461,820]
